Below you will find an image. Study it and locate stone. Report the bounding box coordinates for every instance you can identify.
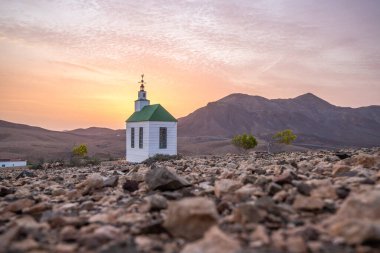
[333,190,380,220]
[145,165,191,191]
[60,225,78,242]
[250,225,270,245]
[351,154,377,168]
[5,198,35,212]
[233,203,266,224]
[143,194,168,211]
[329,219,380,245]
[267,182,282,195]
[122,179,139,192]
[328,190,380,244]
[335,152,351,160]
[214,179,242,198]
[103,175,119,187]
[295,182,312,196]
[15,170,36,179]
[181,226,240,253]
[274,170,294,184]
[286,235,307,253]
[164,197,218,241]
[9,238,39,252]
[335,186,350,199]
[293,195,324,211]
[23,202,52,215]
[76,173,104,195]
[0,186,15,197]
[332,164,351,177]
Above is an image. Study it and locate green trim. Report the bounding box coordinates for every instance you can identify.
[126,104,177,122]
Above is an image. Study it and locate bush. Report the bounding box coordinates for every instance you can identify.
[72,144,88,157]
[273,129,297,145]
[232,134,258,150]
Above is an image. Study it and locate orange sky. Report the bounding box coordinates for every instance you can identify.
[0,0,379,130]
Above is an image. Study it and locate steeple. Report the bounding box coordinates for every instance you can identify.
[135,74,150,112]
[139,74,145,91]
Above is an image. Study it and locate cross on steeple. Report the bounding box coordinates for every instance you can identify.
[139,74,145,91]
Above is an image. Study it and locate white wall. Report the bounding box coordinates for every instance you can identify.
[126,121,177,163]
[148,121,177,157]
[126,122,150,163]
[0,161,27,168]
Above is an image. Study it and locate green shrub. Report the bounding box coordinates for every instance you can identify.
[72,144,88,157]
[232,134,258,150]
[273,129,297,145]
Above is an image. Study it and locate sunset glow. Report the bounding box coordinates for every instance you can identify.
[1,0,379,130]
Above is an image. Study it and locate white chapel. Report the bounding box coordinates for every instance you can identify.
[126,75,177,163]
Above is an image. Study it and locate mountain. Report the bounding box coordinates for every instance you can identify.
[0,120,125,162]
[1,93,379,161]
[178,93,380,148]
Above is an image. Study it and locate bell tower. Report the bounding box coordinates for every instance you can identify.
[135,74,150,111]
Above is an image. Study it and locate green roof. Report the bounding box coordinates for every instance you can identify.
[126,104,177,122]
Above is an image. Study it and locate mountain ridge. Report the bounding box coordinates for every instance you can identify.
[1,93,379,160]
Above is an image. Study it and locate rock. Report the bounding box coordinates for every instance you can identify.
[52,188,66,196]
[335,152,351,160]
[23,202,52,215]
[93,225,121,239]
[181,226,240,253]
[328,190,380,244]
[164,197,218,241]
[15,170,36,179]
[295,182,312,196]
[0,186,15,197]
[286,235,307,253]
[103,175,119,187]
[293,195,324,211]
[335,186,350,199]
[351,154,377,168]
[143,194,168,211]
[332,190,380,220]
[76,173,104,195]
[329,219,380,245]
[145,165,191,191]
[122,179,139,192]
[267,182,282,195]
[60,225,78,241]
[274,170,295,184]
[5,198,35,212]
[9,238,39,252]
[214,179,242,198]
[332,164,351,177]
[250,225,270,245]
[233,203,266,224]
[0,226,20,250]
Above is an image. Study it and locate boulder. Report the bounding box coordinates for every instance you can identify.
[181,226,240,253]
[214,179,242,198]
[164,197,218,241]
[145,165,191,191]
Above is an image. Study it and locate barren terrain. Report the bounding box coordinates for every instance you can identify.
[1,148,379,253]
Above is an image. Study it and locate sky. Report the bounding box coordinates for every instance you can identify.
[0,0,379,130]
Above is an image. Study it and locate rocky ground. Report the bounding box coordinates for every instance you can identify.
[0,148,380,253]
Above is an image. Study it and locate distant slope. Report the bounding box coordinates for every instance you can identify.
[178,93,380,148]
[2,93,379,161]
[0,120,125,162]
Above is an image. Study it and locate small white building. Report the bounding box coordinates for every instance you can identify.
[126,75,177,163]
[0,159,27,168]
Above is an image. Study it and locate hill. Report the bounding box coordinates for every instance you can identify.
[0,120,125,162]
[178,93,380,148]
